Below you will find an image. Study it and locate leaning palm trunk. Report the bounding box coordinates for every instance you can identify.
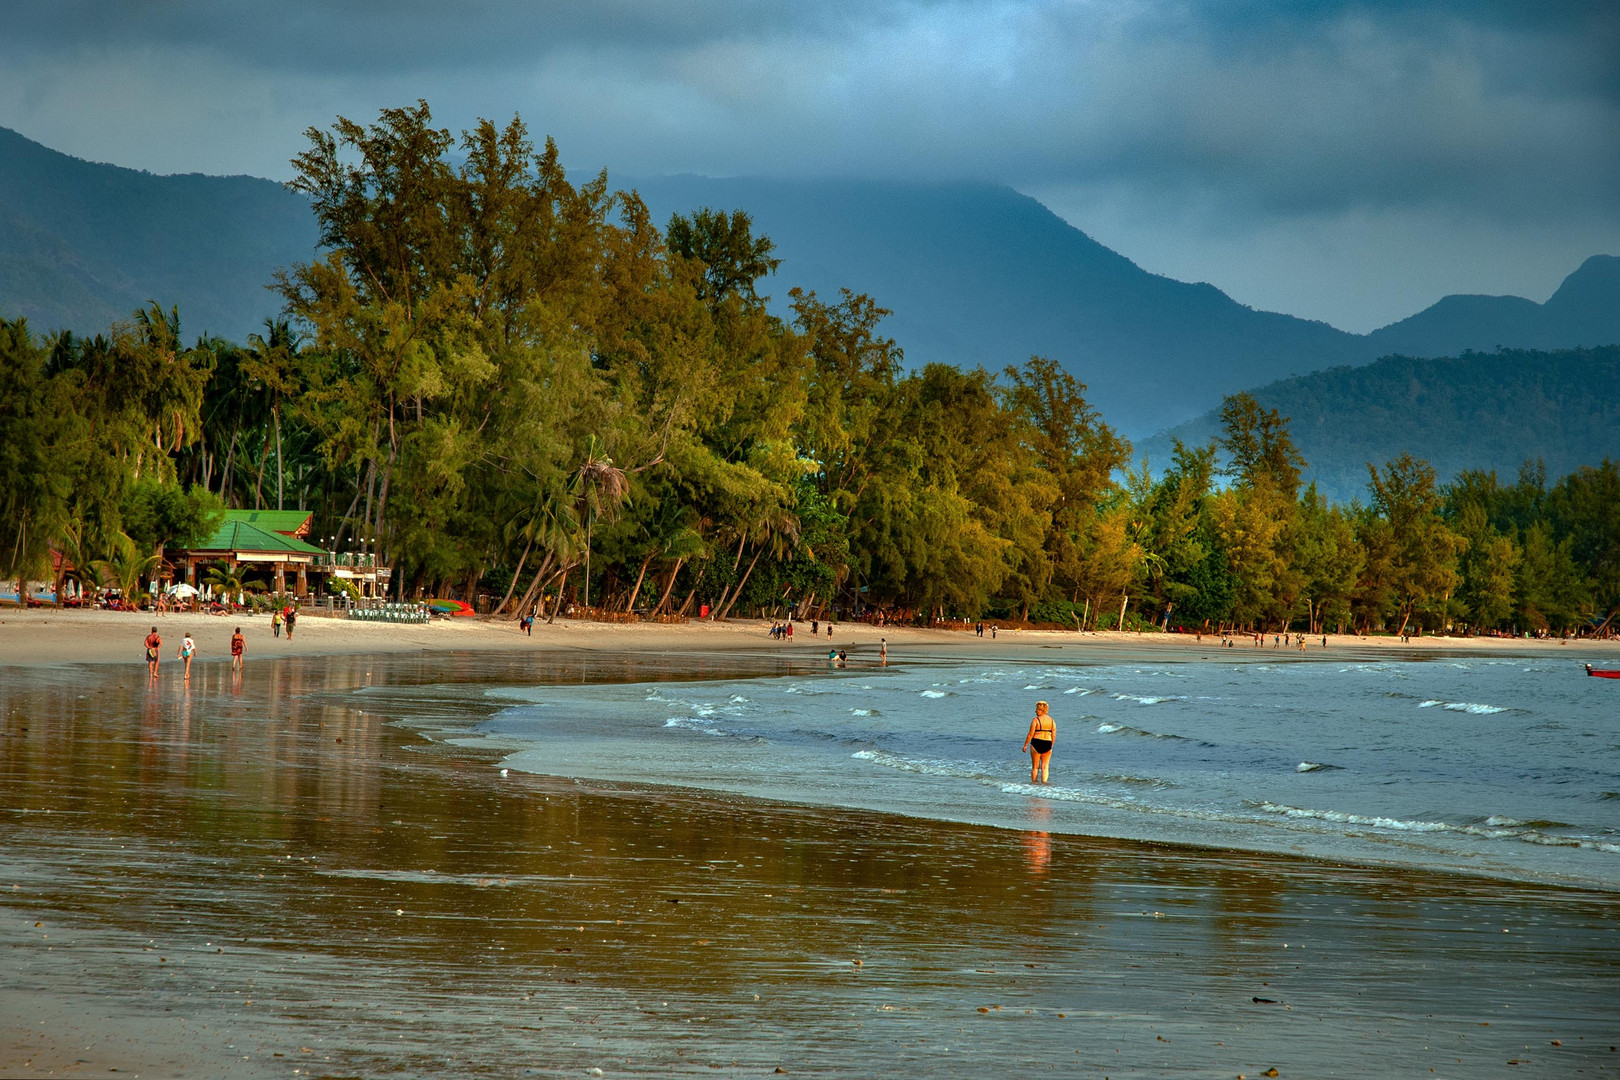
[492,537,534,617]
[544,562,574,623]
[653,557,686,615]
[515,551,555,618]
[624,551,656,614]
[716,546,765,620]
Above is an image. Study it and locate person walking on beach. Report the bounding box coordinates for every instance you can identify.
[285,605,297,640]
[230,627,245,673]
[144,626,162,679]
[1023,701,1055,784]
[272,607,283,638]
[880,637,887,662]
[178,632,196,681]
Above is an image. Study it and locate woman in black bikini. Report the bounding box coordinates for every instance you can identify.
[1022,700,1055,784]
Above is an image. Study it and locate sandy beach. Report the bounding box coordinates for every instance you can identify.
[3,620,1618,1076]
[1,606,1613,670]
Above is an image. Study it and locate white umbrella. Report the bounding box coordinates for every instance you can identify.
[167,583,200,599]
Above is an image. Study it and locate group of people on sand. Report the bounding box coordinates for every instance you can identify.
[143,625,247,681]
[270,603,298,639]
[770,619,839,641]
[142,607,302,681]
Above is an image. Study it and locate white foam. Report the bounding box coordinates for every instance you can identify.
[1258,802,1455,833]
[1254,803,1611,853]
[664,717,728,737]
[850,708,880,717]
[1296,762,1336,772]
[1096,722,1183,740]
[850,749,987,781]
[1418,700,1509,714]
[920,690,953,699]
[1112,693,1182,706]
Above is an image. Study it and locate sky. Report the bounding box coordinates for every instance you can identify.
[4,1,1618,333]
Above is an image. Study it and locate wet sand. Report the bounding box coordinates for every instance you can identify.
[3,652,1618,1077]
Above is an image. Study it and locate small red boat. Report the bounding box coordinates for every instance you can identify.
[1586,664,1620,679]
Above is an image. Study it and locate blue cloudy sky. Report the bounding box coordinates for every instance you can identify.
[4,0,1617,331]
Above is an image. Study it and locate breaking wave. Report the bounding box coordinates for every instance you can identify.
[1097,722,1188,741]
[1256,802,1617,853]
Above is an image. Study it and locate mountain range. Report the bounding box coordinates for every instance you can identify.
[1136,346,1620,506]
[2,125,1617,442]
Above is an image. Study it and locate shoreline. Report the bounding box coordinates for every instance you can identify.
[4,649,1618,1077]
[2,606,1614,670]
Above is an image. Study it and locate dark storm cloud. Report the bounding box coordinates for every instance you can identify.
[5,0,927,72]
[10,0,1617,219]
[5,0,1617,328]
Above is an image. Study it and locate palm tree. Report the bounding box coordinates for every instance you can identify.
[715,502,801,620]
[574,436,629,609]
[48,516,95,607]
[204,563,264,604]
[242,318,304,510]
[90,534,160,606]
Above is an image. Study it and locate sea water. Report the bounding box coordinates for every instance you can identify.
[473,656,1620,890]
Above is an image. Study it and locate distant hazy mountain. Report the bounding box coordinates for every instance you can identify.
[3,126,1618,437]
[0,125,317,342]
[1135,346,1620,505]
[1364,256,1620,358]
[630,176,1366,434]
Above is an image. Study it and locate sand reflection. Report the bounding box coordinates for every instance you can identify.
[1022,804,1053,875]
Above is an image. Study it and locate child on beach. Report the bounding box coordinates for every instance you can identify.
[1022,701,1055,784]
[231,627,245,672]
[178,633,196,681]
[144,627,161,679]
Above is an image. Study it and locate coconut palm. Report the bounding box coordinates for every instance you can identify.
[574,436,629,609]
[90,534,160,607]
[204,564,264,603]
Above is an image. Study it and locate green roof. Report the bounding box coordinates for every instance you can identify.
[192,519,325,556]
[224,509,312,536]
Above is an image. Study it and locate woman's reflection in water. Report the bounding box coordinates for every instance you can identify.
[1023,804,1052,875]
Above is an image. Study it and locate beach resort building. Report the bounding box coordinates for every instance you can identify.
[167,510,392,598]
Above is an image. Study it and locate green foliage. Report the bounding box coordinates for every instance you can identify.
[325,577,360,603]
[4,102,1615,637]
[1148,347,1620,506]
[121,480,225,553]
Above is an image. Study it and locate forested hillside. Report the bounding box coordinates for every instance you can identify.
[4,105,1616,637]
[1139,347,1620,505]
[0,126,318,341]
[8,125,1618,437]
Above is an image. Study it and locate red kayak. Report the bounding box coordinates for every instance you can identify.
[1586,664,1620,679]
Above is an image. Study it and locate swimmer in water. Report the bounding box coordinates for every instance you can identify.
[1022,700,1055,784]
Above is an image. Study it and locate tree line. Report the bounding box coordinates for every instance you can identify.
[1,102,1616,635]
